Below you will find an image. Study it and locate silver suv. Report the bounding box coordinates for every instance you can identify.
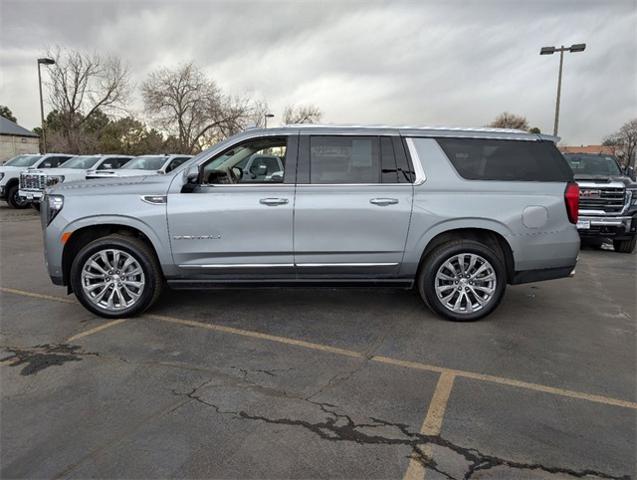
[40,126,580,321]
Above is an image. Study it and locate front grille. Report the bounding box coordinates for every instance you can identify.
[579,186,626,214]
[20,173,45,190]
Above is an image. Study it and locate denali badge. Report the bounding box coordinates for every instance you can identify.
[173,234,222,240]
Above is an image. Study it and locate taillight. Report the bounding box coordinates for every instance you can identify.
[564,182,579,224]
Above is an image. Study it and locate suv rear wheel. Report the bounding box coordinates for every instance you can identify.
[6,184,29,209]
[70,235,163,318]
[418,240,506,322]
[613,237,636,254]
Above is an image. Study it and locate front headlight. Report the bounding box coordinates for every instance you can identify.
[46,175,65,186]
[0,172,4,181]
[46,194,64,225]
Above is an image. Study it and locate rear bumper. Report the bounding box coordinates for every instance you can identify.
[511,265,575,285]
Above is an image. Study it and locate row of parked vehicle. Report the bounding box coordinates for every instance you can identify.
[0,153,192,209]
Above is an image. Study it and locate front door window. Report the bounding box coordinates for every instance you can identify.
[201,137,287,185]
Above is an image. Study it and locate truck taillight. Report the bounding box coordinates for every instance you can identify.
[564,182,579,224]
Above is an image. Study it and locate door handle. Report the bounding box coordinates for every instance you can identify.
[370,198,399,206]
[259,197,289,206]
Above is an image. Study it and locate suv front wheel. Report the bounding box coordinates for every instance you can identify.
[418,240,507,322]
[70,235,163,318]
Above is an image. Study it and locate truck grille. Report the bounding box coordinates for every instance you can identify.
[579,186,626,214]
[20,173,45,190]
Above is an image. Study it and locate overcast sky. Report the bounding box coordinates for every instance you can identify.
[1,0,635,145]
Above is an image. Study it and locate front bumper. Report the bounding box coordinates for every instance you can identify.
[577,214,637,239]
[0,185,5,200]
[19,189,44,202]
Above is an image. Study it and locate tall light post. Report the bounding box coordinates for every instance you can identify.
[540,43,586,136]
[264,113,274,128]
[37,57,55,153]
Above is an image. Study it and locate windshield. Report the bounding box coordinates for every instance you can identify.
[58,155,100,169]
[565,154,622,176]
[4,155,42,167]
[122,156,167,170]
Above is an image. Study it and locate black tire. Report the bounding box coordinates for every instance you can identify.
[613,237,636,254]
[6,184,29,209]
[32,202,41,212]
[70,234,163,318]
[417,239,507,322]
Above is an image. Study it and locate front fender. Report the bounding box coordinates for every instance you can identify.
[61,213,173,271]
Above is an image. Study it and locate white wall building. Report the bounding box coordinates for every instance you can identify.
[0,116,40,162]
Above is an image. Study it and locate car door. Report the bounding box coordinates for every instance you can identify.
[294,133,415,277]
[167,134,298,276]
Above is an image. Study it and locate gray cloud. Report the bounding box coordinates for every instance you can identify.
[1,0,635,145]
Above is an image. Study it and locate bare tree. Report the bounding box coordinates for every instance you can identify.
[488,112,529,131]
[603,119,637,168]
[282,104,322,124]
[246,99,270,128]
[142,63,253,153]
[46,47,130,152]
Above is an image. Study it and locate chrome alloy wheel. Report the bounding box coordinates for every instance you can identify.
[434,253,497,314]
[81,249,145,311]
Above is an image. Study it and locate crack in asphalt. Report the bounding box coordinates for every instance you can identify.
[0,344,98,375]
[174,381,630,480]
[305,319,394,401]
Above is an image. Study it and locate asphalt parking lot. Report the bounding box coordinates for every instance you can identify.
[0,204,635,480]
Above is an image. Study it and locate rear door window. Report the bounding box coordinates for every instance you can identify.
[310,136,380,184]
[436,138,573,182]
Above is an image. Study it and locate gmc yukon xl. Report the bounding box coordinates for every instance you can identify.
[40,126,580,321]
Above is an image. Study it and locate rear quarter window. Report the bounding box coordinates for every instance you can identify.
[436,138,573,182]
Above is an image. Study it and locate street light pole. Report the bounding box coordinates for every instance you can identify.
[540,43,586,136]
[553,48,565,137]
[37,57,55,153]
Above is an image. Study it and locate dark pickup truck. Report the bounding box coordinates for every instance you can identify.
[564,153,637,253]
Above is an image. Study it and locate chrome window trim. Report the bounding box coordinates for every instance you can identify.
[198,183,294,188]
[294,183,412,187]
[404,137,426,185]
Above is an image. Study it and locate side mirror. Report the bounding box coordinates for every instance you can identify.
[184,165,199,184]
[182,166,200,193]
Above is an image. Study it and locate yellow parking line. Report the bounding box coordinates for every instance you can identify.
[66,319,128,342]
[146,314,364,359]
[403,371,456,480]
[457,370,637,410]
[0,287,74,304]
[2,286,636,411]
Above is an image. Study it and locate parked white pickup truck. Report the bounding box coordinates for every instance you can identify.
[1,153,73,208]
[19,154,133,204]
[87,154,192,179]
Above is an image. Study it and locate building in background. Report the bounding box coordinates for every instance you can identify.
[0,116,39,161]
[559,145,616,156]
